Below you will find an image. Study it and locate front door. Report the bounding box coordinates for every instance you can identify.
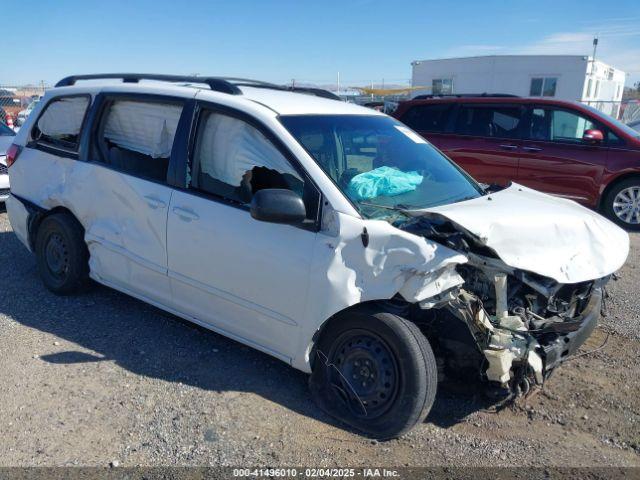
[517,106,608,206]
[166,106,319,360]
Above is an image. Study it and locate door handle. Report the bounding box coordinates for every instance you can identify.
[499,144,518,150]
[143,195,166,209]
[172,206,199,222]
[522,146,543,152]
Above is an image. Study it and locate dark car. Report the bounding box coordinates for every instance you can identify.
[393,95,640,230]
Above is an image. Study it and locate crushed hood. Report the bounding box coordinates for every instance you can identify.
[414,183,629,284]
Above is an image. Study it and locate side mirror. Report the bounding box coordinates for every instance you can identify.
[583,129,604,144]
[250,188,306,225]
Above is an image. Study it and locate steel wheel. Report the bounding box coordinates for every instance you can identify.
[44,232,70,280]
[329,330,399,419]
[612,186,640,225]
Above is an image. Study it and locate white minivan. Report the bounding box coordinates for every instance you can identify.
[6,74,629,438]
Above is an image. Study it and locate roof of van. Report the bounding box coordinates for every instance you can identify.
[47,76,382,117]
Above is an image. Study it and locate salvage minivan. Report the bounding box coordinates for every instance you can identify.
[6,74,629,439]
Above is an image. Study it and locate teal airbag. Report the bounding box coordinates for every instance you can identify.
[347,166,423,201]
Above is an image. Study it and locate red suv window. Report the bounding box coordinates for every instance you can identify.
[401,104,451,133]
[453,105,523,139]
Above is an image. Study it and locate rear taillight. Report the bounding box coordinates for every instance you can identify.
[6,144,22,168]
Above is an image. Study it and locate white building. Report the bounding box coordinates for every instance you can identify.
[411,55,626,117]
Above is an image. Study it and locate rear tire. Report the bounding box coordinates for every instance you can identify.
[602,177,640,231]
[310,307,438,439]
[35,213,90,295]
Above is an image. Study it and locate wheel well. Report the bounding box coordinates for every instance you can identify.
[599,173,640,211]
[27,206,82,250]
[308,297,412,370]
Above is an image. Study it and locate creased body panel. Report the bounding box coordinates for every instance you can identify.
[8,148,173,304]
[294,210,467,371]
[417,184,629,284]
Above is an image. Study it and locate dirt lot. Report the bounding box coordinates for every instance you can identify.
[0,209,638,467]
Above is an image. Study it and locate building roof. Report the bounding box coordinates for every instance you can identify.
[412,54,590,64]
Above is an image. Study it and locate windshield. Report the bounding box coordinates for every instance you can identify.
[280,114,482,219]
[0,122,15,136]
[582,104,640,140]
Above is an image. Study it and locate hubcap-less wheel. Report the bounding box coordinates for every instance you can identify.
[613,186,640,225]
[329,330,399,419]
[44,233,69,280]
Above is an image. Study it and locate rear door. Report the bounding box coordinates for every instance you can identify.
[79,94,188,304]
[517,105,608,206]
[441,103,524,186]
[166,103,321,360]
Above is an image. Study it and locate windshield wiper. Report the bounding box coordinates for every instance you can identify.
[359,202,414,217]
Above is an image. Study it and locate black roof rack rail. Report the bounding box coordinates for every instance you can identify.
[55,74,242,95]
[220,77,285,89]
[55,74,343,101]
[412,93,520,100]
[286,86,342,101]
[219,78,342,101]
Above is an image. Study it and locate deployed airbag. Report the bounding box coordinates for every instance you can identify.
[347,166,423,201]
[37,97,89,137]
[196,113,300,185]
[103,101,182,158]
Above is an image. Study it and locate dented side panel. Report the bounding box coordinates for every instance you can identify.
[293,208,468,371]
[9,148,173,305]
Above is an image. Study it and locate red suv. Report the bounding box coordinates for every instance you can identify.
[393,95,640,230]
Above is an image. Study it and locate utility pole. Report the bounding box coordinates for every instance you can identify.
[591,37,598,75]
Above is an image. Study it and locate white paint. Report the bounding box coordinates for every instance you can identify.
[411,55,626,117]
[418,183,629,284]
[6,80,630,377]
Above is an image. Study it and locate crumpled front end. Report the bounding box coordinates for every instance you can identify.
[397,186,629,398]
[437,259,607,398]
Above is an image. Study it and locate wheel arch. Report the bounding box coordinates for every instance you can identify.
[27,204,84,250]
[598,172,640,211]
[306,297,413,372]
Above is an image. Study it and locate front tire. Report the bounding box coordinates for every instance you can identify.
[35,213,90,295]
[310,307,437,439]
[602,178,640,231]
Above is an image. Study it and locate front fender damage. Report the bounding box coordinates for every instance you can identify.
[310,200,623,401]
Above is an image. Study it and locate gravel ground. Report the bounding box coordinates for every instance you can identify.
[0,209,638,467]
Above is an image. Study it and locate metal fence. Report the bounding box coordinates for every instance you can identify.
[0,84,49,128]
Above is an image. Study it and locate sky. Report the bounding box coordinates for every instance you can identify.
[3,0,640,87]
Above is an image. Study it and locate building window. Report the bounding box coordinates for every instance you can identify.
[616,84,622,100]
[530,77,558,97]
[432,78,453,95]
[586,78,593,98]
[594,80,600,98]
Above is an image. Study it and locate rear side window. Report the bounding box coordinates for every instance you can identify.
[400,104,451,133]
[94,99,183,182]
[32,96,90,151]
[454,105,523,139]
[190,110,319,222]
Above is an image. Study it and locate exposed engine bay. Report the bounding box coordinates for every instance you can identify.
[398,214,609,400]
